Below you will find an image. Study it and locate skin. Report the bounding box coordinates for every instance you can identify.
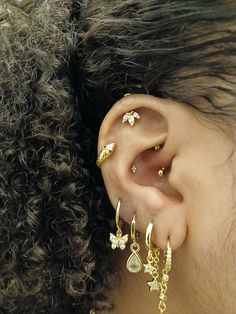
[97,94,236,314]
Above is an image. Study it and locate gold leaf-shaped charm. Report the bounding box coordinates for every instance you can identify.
[126,252,142,273]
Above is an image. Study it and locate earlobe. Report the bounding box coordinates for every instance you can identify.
[97,94,188,251]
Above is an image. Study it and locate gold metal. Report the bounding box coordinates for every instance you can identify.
[90,310,95,314]
[158,168,165,177]
[144,223,161,292]
[126,214,142,273]
[122,110,141,127]
[124,93,132,97]
[131,164,137,173]
[158,240,172,313]
[96,143,116,168]
[154,145,161,151]
[109,200,129,250]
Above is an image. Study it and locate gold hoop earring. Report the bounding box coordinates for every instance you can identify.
[126,214,142,273]
[143,222,161,291]
[110,200,129,250]
[158,240,172,313]
[96,143,116,168]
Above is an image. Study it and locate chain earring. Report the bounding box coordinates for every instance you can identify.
[109,200,129,250]
[158,240,172,313]
[126,214,142,273]
[143,222,161,292]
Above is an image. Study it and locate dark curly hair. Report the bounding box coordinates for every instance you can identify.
[1,0,236,313]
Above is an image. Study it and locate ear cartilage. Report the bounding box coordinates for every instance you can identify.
[131,164,137,173]
[122,110,141,127]
[96,143,116,168]
[158,167,165,177]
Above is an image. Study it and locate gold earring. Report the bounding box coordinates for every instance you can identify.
[110,200,129,250]
[124,93,132,97]
[131,164,137,173]
[122,111,141,127]
[96,143,116,168]
[154,145,161,151]
[158,240,172,313]
[143,222,161,292]
[158,168,165,177]
[126,214,142,273]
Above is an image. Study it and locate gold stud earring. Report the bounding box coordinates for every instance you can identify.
[96,143,116,168]
[143,222,161,292]
[131,164,137,173]
[122,111,141,127]
[158,168,165,177]
[110,200,129,250]
[158,240,172,313]
[126,214,143,273]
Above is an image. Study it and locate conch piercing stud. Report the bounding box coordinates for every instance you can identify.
[110,200,129,250]
[126,214,142,273]
[131,164,137,173]
[122,111,141,127]
[96,143,116,168]
[158,168,165,177]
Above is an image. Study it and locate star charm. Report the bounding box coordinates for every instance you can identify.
[122,111,140,127]
[148,279,159,292]
[143,263,155,275]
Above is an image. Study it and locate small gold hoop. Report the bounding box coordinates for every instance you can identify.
[145,222,154,251]
[115,199,121,229]
[131,214,136,242]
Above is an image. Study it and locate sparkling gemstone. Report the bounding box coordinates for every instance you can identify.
[126,252,142,273]
[162,274,169,282]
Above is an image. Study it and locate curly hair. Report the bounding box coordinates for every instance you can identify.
[0,1,114,313]
[1,0,236,313]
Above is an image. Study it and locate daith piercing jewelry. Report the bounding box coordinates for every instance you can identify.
[126,214,143,273]
[96,143,116,168]
[122,111,141,127]
[158,167,165,177]
[110,200,129,250]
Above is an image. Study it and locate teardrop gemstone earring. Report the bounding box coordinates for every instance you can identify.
[126,214,143,273]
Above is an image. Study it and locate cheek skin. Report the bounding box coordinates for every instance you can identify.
[169,117,235,313]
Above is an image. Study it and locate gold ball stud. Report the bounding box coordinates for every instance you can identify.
[158,168,165,177]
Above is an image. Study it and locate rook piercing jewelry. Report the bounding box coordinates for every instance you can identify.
[131,164,137,173]
[124,93,132,97]
[144,222,161,292]
[96,143,116,168]
[158,240,172,313]
[122,111,140,127]
[110,200,129,250]
[126,214,142,273]
[158,168,165,177]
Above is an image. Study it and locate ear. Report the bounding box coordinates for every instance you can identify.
[97,94,188,251]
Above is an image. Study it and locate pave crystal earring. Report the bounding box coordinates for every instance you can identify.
[158,240,172,313]
[143,222,161,292]
[122,110,141,127]
[109,200,129,250]
[126,214,142,273]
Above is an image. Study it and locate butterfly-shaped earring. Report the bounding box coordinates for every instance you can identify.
[110,233,129,250]
[109,200,129,250]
